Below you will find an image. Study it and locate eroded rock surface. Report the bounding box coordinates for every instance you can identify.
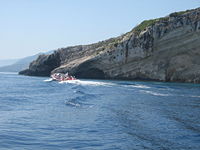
[19,8,200,83]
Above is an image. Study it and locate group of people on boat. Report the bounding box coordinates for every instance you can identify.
[51,72,76,81]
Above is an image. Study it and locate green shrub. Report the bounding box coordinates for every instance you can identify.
[133,19,159,34]
[132,9,190,35]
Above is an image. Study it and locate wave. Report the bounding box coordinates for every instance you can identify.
[73,90,85,95]
[65,101,81,107]
[65,96,94,108]
[140,90,170,96]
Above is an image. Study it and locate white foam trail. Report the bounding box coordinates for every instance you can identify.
[190,95,200,98]
[176,94,200,98]
[129,84,151,89]
[59,80,115,86]
[122,84,151,89]
[140,90,169,96]
[44,78,53,82]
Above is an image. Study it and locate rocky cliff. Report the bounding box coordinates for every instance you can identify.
[19,8,200,83]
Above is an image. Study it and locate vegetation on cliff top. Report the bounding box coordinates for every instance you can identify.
[169,9,191,17]
[132,9,191,35]
[133,19,160,34]
[98,8,194,53]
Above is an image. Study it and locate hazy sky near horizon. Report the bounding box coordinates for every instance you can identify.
[0,0,199,59]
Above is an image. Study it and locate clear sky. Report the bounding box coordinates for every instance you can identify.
[0,0,199,59]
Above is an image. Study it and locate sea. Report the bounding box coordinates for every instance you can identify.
[0,72,200,150]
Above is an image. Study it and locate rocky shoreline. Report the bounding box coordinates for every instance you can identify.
[19,7,200,83]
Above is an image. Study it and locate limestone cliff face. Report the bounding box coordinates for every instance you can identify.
[19,8,200,83]
[19,52,60,76]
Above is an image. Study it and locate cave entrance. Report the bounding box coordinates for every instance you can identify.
[75,68,105,79]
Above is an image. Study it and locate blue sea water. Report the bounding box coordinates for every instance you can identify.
[0,72,200,150]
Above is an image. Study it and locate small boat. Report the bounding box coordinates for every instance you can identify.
[51,73,76,81]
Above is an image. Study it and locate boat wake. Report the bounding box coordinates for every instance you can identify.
[44,78,53,82]
[123,84,151,89]
[140,90,170,96]
[59,80,115,87]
